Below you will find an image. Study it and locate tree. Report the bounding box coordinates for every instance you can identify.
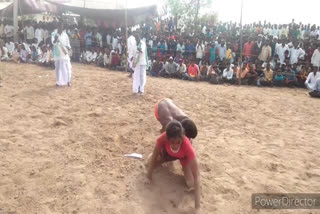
[167,0,212,31]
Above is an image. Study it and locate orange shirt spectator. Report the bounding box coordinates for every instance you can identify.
[188,63,200,78]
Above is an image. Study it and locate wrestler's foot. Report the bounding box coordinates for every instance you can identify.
[68,82,71,87]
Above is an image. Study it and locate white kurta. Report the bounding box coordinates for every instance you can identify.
[53,32,72,86]
[127,35,137,69]
[311,49,320,68]
[290,48,305,65]
[133,40,147,93]
[305,72,320,90]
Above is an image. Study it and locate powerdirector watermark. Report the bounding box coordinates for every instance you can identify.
[252,194,320,209]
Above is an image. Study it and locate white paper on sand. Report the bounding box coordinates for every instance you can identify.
[124,153,143,159]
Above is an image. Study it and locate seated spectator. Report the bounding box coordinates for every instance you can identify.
[103,48,111,68]
[1,45,9,61]
[236,62,249,85]
[258,62,273,86]
[177,59,187,79]
[96,49,104,67]
[309,78,320,98]
[160,56,179,78]
[150,57,163,77]
[19,44,28,63]
[246,64,259,85]
[222,63,235,83]
[111,51,121,70]
[186,60,200,81]
[284,64,297,87]
[29,45,38,63]
[208,63,221,84]
[199,61,209,81]
[305,66,320,90]
[273,69,285,87]
[85,49,94,64]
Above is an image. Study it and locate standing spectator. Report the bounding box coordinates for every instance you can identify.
[71,29,81,62]
[276,40,289,64]
[217,40,226,61]
[84,30,92,49]
[259,41,272,62]
[24,23,35,44]
[176,40,185,55]
[4,21,14,39]
[196,40,205,63]
[243,38,254,61]
[311,45,320,69]
[112,33,119,50]
[35,24,43,45]
[209,43,217,64]
[290,43,305,65]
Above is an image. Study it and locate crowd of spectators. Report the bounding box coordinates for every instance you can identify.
[0,17,320,96]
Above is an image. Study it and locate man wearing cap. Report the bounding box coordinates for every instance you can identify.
[160,56,179,78]
[177,59,187,79]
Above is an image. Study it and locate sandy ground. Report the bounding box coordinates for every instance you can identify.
[0,62,319,214]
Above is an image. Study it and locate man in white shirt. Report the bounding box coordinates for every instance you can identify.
[311,46,320,69]
[106,32,112,46]
[5,41,14,56]
[290,43,305,65]
[305,67,320,90]
[112,33,118,50]
[95,30,103,48]
[222,63,234,83]
[53,27,72,87]
[276,41,289,64]
[0,21,4,38]
[24,23,35,44]
[196,40,205,62]
[35,24,43,45]
[4,23,14,39]
[127,31,137,77]
[132,34,148,94]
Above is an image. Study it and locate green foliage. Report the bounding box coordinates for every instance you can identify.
[167,0,213,24]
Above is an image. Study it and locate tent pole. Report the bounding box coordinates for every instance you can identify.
[125,0,128,73]
[13,0,18,42]
[239,0,244,85]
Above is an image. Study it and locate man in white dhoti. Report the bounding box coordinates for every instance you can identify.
[132,34,148,95]
[52,27,72,87]
[127,30,137,78]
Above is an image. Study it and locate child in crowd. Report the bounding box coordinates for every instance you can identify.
[103,48,111,68]
[273,69,285,87]
[284,64,297,87]
[257,63,273,86]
